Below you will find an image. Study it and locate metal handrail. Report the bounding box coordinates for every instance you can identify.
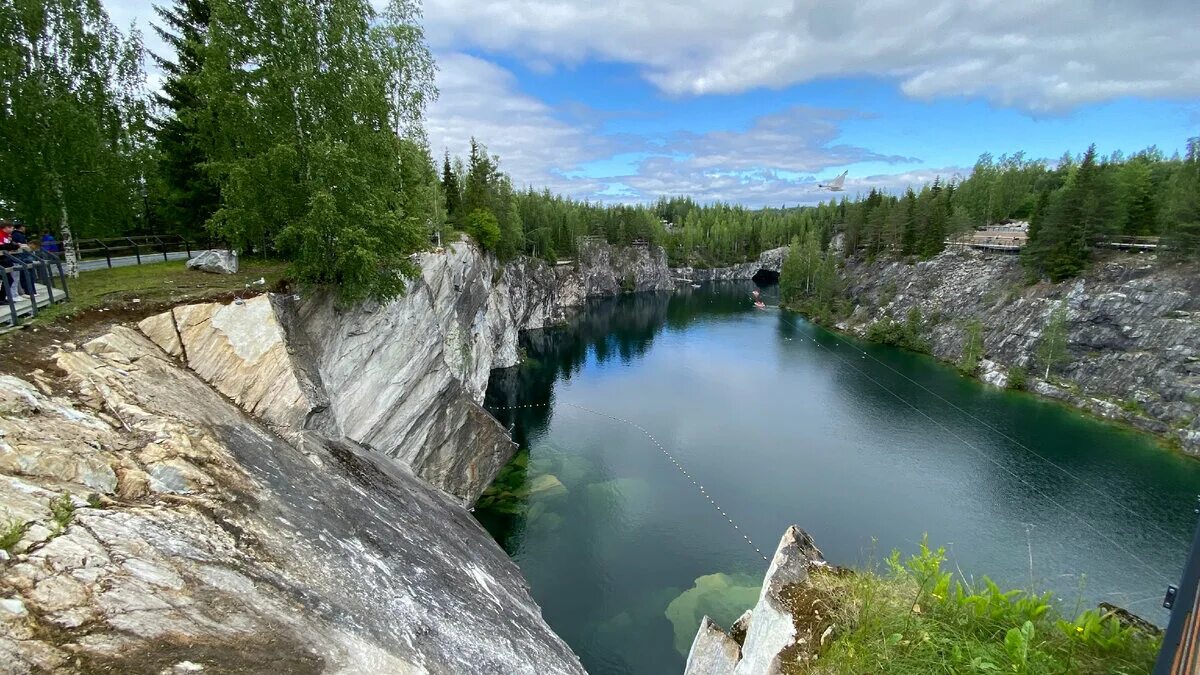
[74,234,204,269]
[1,250,70,326]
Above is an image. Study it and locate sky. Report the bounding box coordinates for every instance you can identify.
[104,0,1200,206]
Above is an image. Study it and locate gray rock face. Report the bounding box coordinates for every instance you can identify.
[0,327,584,674]
[185,249,239,274]
[673,246,789,282]
[840,250,1200,453]
[684,525,833,674]
[294,238,681,505]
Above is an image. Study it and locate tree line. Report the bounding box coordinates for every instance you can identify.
[3,0,1197,301]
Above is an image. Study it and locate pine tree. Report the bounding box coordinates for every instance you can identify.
[151,0,219,234]
[441,151,461,225]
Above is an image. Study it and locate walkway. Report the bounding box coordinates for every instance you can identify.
[79,251,192,272]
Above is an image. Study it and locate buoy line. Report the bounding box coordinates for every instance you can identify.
[486,401,770,562]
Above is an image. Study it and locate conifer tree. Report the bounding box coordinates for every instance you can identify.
[151,0,218,233]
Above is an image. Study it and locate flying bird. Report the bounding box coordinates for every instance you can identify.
[818,170,848,192]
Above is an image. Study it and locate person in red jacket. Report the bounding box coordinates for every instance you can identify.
[0,221,21,301]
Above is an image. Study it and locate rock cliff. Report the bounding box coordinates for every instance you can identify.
[0,327,584,674]
[684,526,835,674]
[0,237,698,674]
[837,249,1200,453]
[672,246,789,283]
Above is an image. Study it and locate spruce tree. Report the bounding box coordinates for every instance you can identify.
[151,0,219,235]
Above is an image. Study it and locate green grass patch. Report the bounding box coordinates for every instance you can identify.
[38,258,289,324]
[1,515,29,553]
[804,539,1160,674]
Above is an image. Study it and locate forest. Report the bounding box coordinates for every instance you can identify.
[2,0,1198,303]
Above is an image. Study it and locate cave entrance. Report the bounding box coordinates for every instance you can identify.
[751,269,779,285]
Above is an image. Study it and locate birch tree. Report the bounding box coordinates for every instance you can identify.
[0,0,150,277]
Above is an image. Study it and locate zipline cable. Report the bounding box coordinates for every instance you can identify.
[486,401,770,562]
[808,319,1189,548]
[781,313,1173,584]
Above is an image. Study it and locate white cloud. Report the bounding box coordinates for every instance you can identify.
[424,0,1200,111]
[425,52,627,197]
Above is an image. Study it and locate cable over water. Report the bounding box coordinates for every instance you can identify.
[780,312,1175,586]
[486,401,770,562]
[808,319,1190,549]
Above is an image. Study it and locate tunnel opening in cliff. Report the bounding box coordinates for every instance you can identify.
[752,269,779,285]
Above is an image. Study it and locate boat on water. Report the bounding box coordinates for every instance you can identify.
[691,284,702,289]
[754,300,766,309]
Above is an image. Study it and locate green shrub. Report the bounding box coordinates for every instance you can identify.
[1007,366,1028,390]
[865,308,930,354]
[808,538,1161,674]
[48,493,75,534]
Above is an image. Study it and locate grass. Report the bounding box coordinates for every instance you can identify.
[0,258,289,355]
[798,540,1160,674]
[1,515,28,553]
[37,258,290,324]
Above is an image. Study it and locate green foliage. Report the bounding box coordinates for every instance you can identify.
[0,515,29,553]
[810,538,1161,674]
[198,0,437,303]
[866,307,930,354]
[150,0,219,234]
[0,0,152,255]
[1037,304,1070,380]
[779,230,844,323]
[466,208,501,251]
[1007,366,1028,391]
[959,320,984,375]
[48,492,74,533]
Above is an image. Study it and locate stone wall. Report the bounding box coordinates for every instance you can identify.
[837,249,1200,453]
[672,246,789,282]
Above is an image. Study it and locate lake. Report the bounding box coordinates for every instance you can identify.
[478,281,1199,674]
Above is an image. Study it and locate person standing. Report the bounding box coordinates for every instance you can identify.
[10,221,35,298]
[40,230,60,255]
[0,221,21,301]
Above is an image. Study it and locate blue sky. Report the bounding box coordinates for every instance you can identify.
[106,0,1200,206]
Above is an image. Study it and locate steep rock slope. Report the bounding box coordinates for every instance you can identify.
[0,327,585,674]
[294,238,676,504]
[839,250,1200,453]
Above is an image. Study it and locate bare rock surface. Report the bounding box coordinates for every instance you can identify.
[684,525,834,675]
[841,250,1200,453]
[673,246,789,282]
[0,327,584,674]
[184,249,239,275]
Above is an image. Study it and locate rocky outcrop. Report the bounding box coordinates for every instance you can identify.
[684,526,836,674]
[0,326,585,674]
[673,246,789,282]
[838,249,1200,453]
[185,249,239,274]
[295,238,678,505]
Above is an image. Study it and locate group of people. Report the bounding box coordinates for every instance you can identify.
[1,219,62,303]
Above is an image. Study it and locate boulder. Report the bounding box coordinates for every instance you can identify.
[185,249,238,274]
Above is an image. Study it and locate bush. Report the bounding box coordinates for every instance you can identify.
[808,538,1161,674]
[467,208,501,252]
[866,308,930,354]
[1007,366,1028,390]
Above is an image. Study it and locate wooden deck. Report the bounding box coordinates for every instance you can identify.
[1,283,69,326]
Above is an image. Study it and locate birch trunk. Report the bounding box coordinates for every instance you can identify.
[53,176,79,278]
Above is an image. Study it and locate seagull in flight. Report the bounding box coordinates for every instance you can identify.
[818,170,848,192]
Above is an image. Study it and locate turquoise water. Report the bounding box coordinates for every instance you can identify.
[478,282,1200,674]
